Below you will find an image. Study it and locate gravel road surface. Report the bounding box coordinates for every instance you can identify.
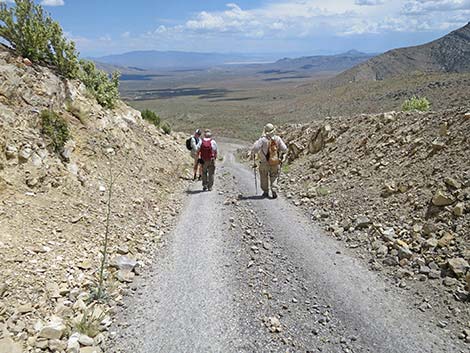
[110,142,466,353]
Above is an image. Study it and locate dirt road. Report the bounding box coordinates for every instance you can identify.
[110,142,466,353]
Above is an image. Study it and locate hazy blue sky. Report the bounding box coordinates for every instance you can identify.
[4,1,470,56]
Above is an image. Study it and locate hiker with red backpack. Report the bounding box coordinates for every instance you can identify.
[186,129,202,180]
[251,123,287,199]
[199,129,218,191]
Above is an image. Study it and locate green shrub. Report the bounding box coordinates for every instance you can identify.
[402,96,430,112]
[0,1,121,108]
[141,109,160,126]
[78,60,120,109]
[40,110,70,152]
[73,308,106,338]
[161,121,171,134]
[0,0,79,78]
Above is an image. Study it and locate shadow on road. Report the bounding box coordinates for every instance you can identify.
[238,195,268,201]
[186,189,205,195]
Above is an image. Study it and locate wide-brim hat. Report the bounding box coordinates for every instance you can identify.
[204,129,212,138]
[263,123,276,135]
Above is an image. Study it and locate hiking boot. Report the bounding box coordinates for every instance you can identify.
[272,191,278,199]
[203,186,208,191]
[208,187,212,191]
[198,175,202,181]
[262,191,269,198]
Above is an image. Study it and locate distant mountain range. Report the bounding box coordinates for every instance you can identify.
[93,51,274,70]
[336,22,470,83]
[258,50,376,73]
[94,49,378,76]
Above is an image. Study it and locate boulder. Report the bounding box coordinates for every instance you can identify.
[397,245,413,260]
[117,245,129,255]
[78,334,94,346]
[49,339,67,351]
[18,145,32,162]
[61,140,76,162]
[0,337,23,353]
[453,202,464,217]
[381,181,397,197]
[444,177,461,189]
[308,124,335,154]
[432,190,454,206]
[35,338,49,349]
[23,58,32,66]
[265,316,282,333]
[67,333,80,353]
[288,142,303,162]
[447,258,469,278]
[355,216,371,229]
[5,145,17,159]
[437,232,454,248]
[423,238,438,249]
[116,269,135,283]
[39,316,66,340]
[423,223,438,237]
[110,255,137,272]
[383,256,399,266]
[431,139,445,151]
[17,303,33,314]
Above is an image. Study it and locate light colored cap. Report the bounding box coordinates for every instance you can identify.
[263,123,276,135]
[204,129,212,138]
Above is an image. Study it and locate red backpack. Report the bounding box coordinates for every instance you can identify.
[200,139,214,161]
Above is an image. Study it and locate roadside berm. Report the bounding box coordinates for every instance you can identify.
[280,108,470,342]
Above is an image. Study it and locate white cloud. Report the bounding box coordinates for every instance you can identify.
[99,34,112,42]
[402,0,470,14]
[160,1,468,38]
[40,0,65,6]
[71,1,470,55]
[355,0,385,5]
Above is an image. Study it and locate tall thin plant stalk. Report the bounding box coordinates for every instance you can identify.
[96,154,123,300]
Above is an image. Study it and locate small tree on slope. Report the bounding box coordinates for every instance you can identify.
[0,0,120,108]
[0,0,79,78]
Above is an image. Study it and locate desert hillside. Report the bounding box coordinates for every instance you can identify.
[0,44,190,352]
[279,108,469,308]
[1,1,470,351]
[335,22,470,83]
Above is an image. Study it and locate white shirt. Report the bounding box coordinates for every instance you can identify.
[251,135,287,161]
[190,136,202,158]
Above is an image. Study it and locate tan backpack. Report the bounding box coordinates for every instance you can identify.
[266,138,280,166]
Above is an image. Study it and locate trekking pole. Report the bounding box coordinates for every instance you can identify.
[253,155,258,195]
[279,153,286,182]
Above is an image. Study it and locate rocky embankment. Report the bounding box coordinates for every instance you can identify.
[280,108,470,342]
[0,46,190,352]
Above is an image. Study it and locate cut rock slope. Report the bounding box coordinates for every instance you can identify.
[280,108,470,342]
[0,45,190,352]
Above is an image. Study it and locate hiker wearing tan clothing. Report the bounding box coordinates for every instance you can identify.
[251,123,287,199]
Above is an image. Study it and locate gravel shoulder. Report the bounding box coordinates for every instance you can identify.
[110,142,467,353]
